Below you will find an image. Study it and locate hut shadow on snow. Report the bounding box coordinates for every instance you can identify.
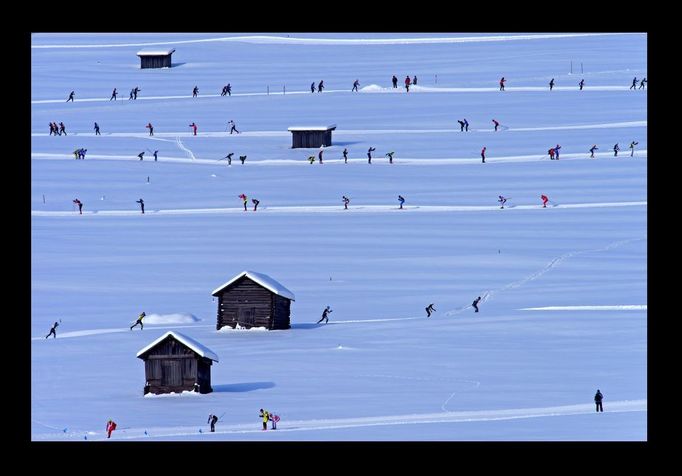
[329,141,363,147]
[171,62,187,68]
[213,382,275,393]
[290,323,320,330]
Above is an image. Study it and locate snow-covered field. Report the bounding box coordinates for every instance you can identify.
[31,32,647,441]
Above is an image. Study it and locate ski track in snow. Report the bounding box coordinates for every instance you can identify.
[32,399,646,441]
[31,201,647,218]
[519,305,647,311]
[175,136,196,161]
[443,237,646,317]
[32,324,213,341]
[31,87,645,104]
[31,33,630,49]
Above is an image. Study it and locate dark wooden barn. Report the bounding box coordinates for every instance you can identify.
[288,125,337,148]
[212,271,295,330]
[136,48,175,69]
[136,331,219,395]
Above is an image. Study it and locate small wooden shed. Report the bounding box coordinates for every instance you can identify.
[137,48,176,69]
[288,124,337,148]
[136,331,218,395]
[212,271,295,330]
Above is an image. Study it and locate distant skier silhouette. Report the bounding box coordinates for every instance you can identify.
[425,303,436,317]
[136,198,145,214]
[130,311,145,330]
[594,389,604,412]
[472,296,481,313]
[45,321,59,339]
[317,306,332,324]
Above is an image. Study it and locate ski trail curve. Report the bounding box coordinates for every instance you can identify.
[175,136,196,161]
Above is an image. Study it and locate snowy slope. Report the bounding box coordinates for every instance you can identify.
[31,32,646,441]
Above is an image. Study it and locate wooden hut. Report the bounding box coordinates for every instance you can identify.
[136,331,218,395]
[288,124,336,148]
[212,271,295,330]
[136,48,175,69]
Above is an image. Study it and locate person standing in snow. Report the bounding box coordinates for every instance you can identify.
[343,148,349,164]
[342,195,350,210]
[226,83,232,96]
[208,414,218,432]
[252,198,260,211]
[425,303,436,317]
[398,195,405,209]
[457,120,465,132]
[318,146,324,164]
[472,296,481,313]
[133,87,141,99]
[548,147,555,160]
[554,144,561,160]
[192,86,199,97]
[392,75,398,88]
[106,420,117,438]
[579,79,585,90]
[464,118,469,132]
[404,75,411,92]
[239,155,247,164]
[318,80,324,93]
[630,77,638,90]
[130,311,145,330]
[413,75,418,85]
[481,146,487,163]
[386,151,395,164]
[317,306,332,324]
[228,120,240,134]
[613,143,620,157]
[239,194,248,211]
[549,78,555,91]
[492,119,500,131]
[352,79,360,92]
[310,82,316,93]
[66,91,75,102]
[45,321,59,339]
[639,78,647,89]
[540,194,549,208]
[110,88,117,100]
[73,198,83,214]
[594,389,604,412]
[136,198,145,214]
[589,145,599,158]
[498,195,507,209]
[94,122,101,135]
[153,150,158,161]
[189,122,197,136]
[259,409,269,430]
[270,413,279,430]
[146,122,154,136]
[499,77,506,91]
[367,147,376,164]
[59,122,67,135]
[629,141,639,157]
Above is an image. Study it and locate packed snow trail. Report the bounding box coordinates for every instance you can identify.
[519,305,647,311]
[31,87,643,104]
[31,324,213,341]
[33,399,646,441]
[31,201,647,217]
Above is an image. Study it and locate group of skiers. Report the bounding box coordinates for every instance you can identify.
[425,296,481,317]
[48,122,67,136]
[311,80,324,93]
[630,77,647,90]
[390,75,418,91]
[137,150,159,161]
[238,194,260,211]
[73,148,87,160]
[220,84,232,96]
[259,409,279,430]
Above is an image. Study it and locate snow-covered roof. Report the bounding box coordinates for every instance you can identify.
[137,49,176,56]
[288,124,337,131]
[136,331,219,362]
[211,271,295,300]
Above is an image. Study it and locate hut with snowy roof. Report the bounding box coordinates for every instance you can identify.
[212,271,295,330]
[288,124,336,148]
[137,48,175,69]
[136,331,218,395]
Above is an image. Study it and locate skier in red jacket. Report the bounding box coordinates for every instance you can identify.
[541,195,549,208]
[189,122,197,136]
[404,75,411,92]
[106,420,117,438]
[481,147,487,163]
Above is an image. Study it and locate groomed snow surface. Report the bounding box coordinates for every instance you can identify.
[32,32,646,441]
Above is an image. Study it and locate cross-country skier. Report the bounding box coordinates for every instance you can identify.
[110,88,117,100]
[224,153,234,165]
[549,147,555,160]
[549,78,555,91]
[270,413,279,430]
[221,85,228,96]
[136,198,145,214]
[541,194,549,208]
[228,120,239,134]
[404,75,411,92]
[45,321,59,339]
[106,420,117,438]
[252,198,260,211]
[594,389,604,412]
[425,303,436,317]
[392,75,398,88]
[133,87,140,99]
[94,122,100,135]
[352,79,360,92]
[481,146,487,163]
[310,82,316,93]
[73,198,83,214]
[498,195,507,209]
[342,195,350,210]
[317,306,332,324]
[613,143,620,157]
[492,119,500,131]
[639,78,647,89]
[554,144,561,160]
[318,80,324,93]
[413,75,418,85]
[308,155,315,164]
[239,194,248,211]
[153,150,158,161]
[629,141,639,157]
[66,91,75,102]
[226,83,231,96]
[386,151,395,164]
[343,148,349,164]
[239,155,247,164]
[189,122,197,136]
[630,77,638,90]
[579,79,585,90]
[398,195,405,209]
[138,151,145,161]
[464,118,469,131]
[367,147,376,164]
[192,86,199,97]
[208,414,218,432]
[318,146,324,164]
[59,122,66,135]
[590,145,599,158]
[259,409,269,430]
[457,120,465,132]
[472,296,481,313]
[130,311,145,330]
[146,123,153,136]
[499,77,506,91]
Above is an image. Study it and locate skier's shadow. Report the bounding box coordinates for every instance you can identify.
[213,382,275,393]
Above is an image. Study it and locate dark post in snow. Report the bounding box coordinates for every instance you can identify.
[283,85,286,95]
[267,85,269,96]
[570,61,573,74]
[581,62,584,74]
[43,194,46,204]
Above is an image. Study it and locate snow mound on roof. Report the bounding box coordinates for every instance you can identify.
[218,324,268,332]
[143,313,201,324]
[143,390,201,398]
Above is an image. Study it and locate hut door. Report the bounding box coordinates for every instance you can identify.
[237,307,256,326]
[161,360,182,386]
